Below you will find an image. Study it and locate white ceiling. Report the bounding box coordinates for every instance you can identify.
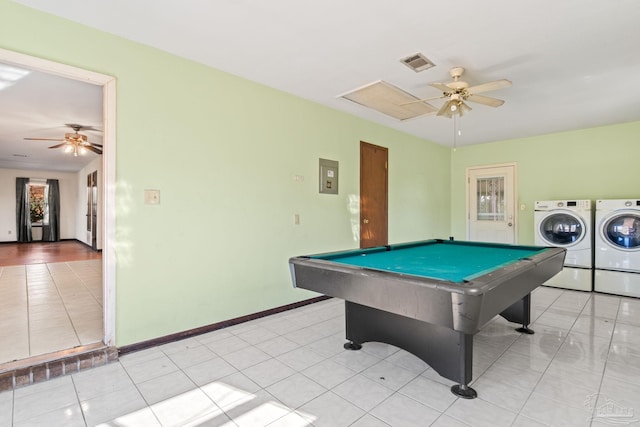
[0,63,103,172]
[4,0,640,171]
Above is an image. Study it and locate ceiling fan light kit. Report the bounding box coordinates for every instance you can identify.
[24,123,103,155]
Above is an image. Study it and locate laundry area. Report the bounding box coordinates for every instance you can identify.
[534,200,593,291]
[535,198,640,297]
[594,199,640,298]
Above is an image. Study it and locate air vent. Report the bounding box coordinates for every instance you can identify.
[400,53,435,72]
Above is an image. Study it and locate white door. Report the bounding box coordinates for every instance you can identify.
[467,164,516,243]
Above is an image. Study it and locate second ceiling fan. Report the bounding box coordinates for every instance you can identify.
[24,123,103,155]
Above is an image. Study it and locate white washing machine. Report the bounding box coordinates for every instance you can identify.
[534,200,593,291]
[594,199,640,297]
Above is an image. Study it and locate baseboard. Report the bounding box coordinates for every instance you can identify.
[118,295,332,355]
[72,238,102,252]
[0,238,100,252]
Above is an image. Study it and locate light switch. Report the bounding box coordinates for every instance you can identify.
[144,189,160,205]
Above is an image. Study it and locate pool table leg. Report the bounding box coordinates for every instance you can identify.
[343,301,478,398]
[343,342,362,350]
[500,293,535,335]
[451,384,478,399]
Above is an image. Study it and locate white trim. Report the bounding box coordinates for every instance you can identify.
[0,47,117,347]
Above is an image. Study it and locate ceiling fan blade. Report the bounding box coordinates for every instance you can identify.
[79,140,103,148]
[400,94,445,106]
[436,100,454,118]
[24,137,65,141]
[65,123,103,132]
[429,83,453,93]
[48,143,68,149]
[466,79,512,95]
[466,94,505,107]
[85,145,103,155]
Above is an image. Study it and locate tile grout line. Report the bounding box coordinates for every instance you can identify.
[506,291,621,426]
[141,304,344,425]
[45,262,83,347]
[64,260,103,308]
[69,374,89,427]
[24,265,32,367]
[588,296,622,426]
[57,260,104,343]
[514,290,592,423]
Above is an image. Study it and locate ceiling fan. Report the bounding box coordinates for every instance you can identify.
[409,67,512,118]
[24,123,103,156]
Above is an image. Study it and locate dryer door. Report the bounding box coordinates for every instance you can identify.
[601,211,640,251]
[539,211,586,247]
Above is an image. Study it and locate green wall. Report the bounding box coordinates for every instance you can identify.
[1,1,451,345]
[450,121,640,244]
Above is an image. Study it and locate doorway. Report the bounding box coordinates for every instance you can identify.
[360,141,388,248]
[0,48,116,361]
[466,163,517,243]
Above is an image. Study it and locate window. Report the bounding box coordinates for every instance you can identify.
[476,177,505,221]
[28,184,48,225]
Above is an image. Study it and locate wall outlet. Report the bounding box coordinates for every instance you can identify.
[8,230,11,235]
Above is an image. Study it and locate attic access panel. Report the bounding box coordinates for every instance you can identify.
[339,80,437,121]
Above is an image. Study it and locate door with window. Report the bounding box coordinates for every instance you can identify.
[467,164,516,243]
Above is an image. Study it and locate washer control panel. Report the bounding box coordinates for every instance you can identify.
[535,200,591,210]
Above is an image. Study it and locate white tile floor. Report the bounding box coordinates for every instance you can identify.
[0,260,103,364]
[2,286,640,427]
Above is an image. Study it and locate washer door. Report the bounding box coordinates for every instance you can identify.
[601,211,640,251]
[539,211,586,247]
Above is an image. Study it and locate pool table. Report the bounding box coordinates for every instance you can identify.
[289,239,565,398]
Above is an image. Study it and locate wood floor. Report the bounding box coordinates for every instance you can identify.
[0,240,101,266]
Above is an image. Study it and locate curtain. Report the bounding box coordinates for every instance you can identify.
[15,177,32,242]
[43,179,60,242]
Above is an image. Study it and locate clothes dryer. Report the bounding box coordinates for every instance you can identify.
[594,199,640,297]
[534,200,593,291]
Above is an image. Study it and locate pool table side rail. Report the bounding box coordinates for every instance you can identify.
[307,239,552,284]
[462,247,566,330]
[289,246,566,334]
[307,239,548,260]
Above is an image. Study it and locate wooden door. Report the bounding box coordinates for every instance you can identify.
[360,141,388,248]
[467,164,517,243]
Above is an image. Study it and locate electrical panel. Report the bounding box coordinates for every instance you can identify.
[319,158,339,194]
